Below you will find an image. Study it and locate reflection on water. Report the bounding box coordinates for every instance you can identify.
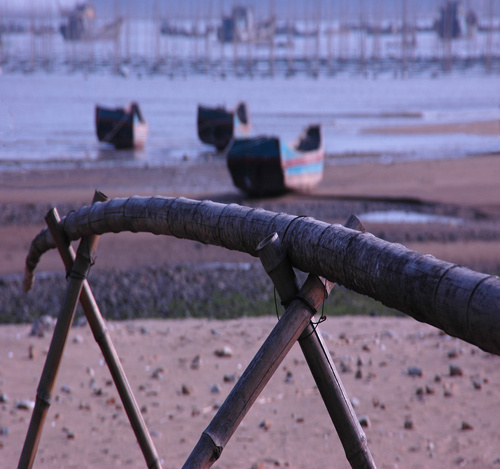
[359,210,463,225]
[96,146,146,163]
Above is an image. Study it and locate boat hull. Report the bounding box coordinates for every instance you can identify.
[226,125,324,197]
[95,104,147,150]
[197,102,250,152]
[197,106,234,151]
[227,137,285,196]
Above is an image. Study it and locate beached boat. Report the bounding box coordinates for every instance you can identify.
[197,102,251,151]
[226,124,324,197]
[95,102,148,149]
[59,3,122,41]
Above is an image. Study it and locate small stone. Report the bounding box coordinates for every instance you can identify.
[450,365,463,377]
[361,344,371,352]
[181,384,193,395]
[16,400,35,411]
[461,421,474,431]
[407,366,423,377]
[151,367,164,380]
[355,369,363,379]
[72,334,84,344]
[358,415,371,428]
[251,463,266,469]
[28,344,38,360]
[223,373,236,383]
[443,382,455,397]
[60,384,72,394]
[285,371,294,383]
[0,393,9,403]
[259,419,272,431]
[214,346,233,358]
[340,361,352,373]
[63,427,76,439]
[79,401,91,411]
[0,427,9,436]
[404,416,414,430]
[351,397,360,408]
[140,326,152,335]
[210,383,221,394]
[191,355,201,370]
[472,378,483,390]
[30,315,56,337]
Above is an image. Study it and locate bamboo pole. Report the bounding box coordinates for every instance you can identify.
[256,220,376,469]
[23,195,500,356]
[45,208,162,468]
[18,191,106,469]
[182,273,334,468]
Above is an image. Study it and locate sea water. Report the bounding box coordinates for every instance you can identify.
[0,71,499,171]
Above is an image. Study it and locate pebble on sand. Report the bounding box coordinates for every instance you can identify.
[358,415,371,428]
[214,346,233,358]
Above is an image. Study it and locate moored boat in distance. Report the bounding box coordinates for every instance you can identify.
[95,102,148,149]
[59,3,122,41]
[226,124,324,197]
[197,102,251,152]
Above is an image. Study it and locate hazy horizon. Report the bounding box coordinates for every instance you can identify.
[3,0,499,22]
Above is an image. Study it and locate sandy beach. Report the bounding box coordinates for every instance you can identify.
[1,116,500,468]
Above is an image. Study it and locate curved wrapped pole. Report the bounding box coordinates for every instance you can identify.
[25,195,500,355]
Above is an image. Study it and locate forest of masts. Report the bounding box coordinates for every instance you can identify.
[0,0,499,76]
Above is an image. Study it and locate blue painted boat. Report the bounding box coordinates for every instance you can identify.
[226,124,324,197]
[197,102,250,151]
[95,102,148,149]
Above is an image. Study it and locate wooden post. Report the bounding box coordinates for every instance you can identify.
[23,196,500,356]
[45,206,162,468]
[256,219,376,469]
[18,191,106,469]
[182,273,334,468]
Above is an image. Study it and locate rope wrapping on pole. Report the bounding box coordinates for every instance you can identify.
[24,195,500,355]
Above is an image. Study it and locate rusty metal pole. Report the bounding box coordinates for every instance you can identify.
[18,191,106,469]
[45,205,162,468]
[256,219,377,469]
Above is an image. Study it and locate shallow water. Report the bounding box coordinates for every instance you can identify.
[0,72,499,171]
[359,210,463,225]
